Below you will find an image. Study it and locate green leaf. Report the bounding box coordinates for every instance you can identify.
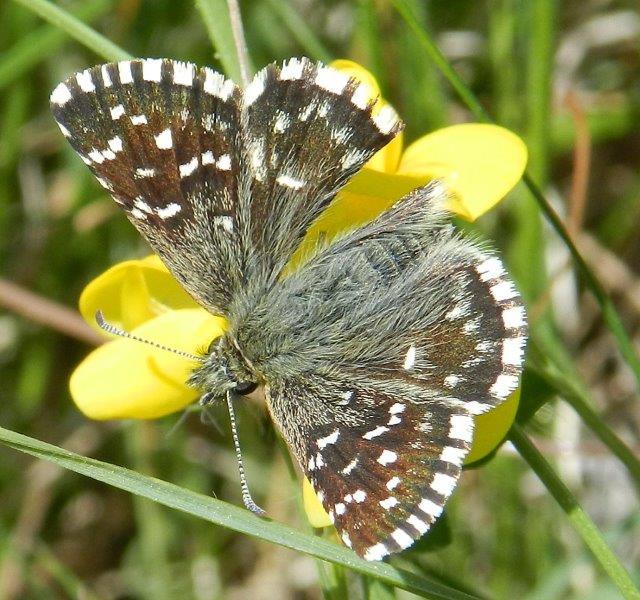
[0,425,480,600]
[509,426,640,600]
[11,0,131,62]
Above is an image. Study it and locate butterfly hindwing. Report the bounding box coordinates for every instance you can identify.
[51,58,243,314]
[266,374,472,559]
[256,182,526,559]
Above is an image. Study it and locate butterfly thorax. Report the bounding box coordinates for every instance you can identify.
[188,335,259,401]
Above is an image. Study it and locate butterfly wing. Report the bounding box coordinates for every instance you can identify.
[51,57,401,314]
[237,57,402,277]
[51,59,243,315]
[255,182,526,559]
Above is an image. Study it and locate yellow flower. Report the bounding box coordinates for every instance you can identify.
[70,59,526,525]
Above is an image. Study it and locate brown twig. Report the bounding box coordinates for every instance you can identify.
[565,90,592,238]
[0,278,103,346]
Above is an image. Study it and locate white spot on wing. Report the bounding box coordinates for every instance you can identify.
[391,528,414,549]
[217,154,231,170]
[142,58,163,82]
[172,61,194,86]
[76,70,95,92]
[372,105,399,134]
[341,532,352,548]
[88,149,104,164]
[101,65,112,87]
[502,305,526,329]
[341,458,358,475]
[118,61,133,84]
[335,502,346,515]
[244,70,266,106]
[364,543,389,561]
[156,203,181,219]
[444,374,460,388]
[155,128,173,149]
[315,66,349,94]
[502,337,526,366]
[490,374,519,398]
[280,57,305,80]
[179,157,198,178]
[386,476,401,490]
[317,429,339,449]
[431,473,457,496]
[407,514,429,534]
[51,83,72,105]
[476,257,506,282]
[403,344,416,370]
[108,136,123,153]
[440,446,466,465]
[131,114,148,125]
[491,280,518,302]
[377,450,397,466]
[449,414,474,443]
[419,498,443,518]
[110,104,125,120]
[134,198,152,214]
[380,496,398,510]
[363,426,389,440]
[351,82,372,109]
[135,168,155,178]
[352,489,366,503]
[276,174,305,190]
[389,403,405,414]
[201,151,214,165]
[203,68,235,100]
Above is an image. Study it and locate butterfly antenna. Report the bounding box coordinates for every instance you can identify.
[226,391,267,517]
[95,310,204,362]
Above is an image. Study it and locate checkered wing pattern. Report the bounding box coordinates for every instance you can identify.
[238,57,401,275]
[51,58,401,312]
[51,59,242,314]
[262,182,527,560]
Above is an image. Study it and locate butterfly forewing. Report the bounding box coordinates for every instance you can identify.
[238,57,402,274]
[51,59,243,314]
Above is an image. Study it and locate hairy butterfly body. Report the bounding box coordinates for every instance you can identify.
[51,57,527,560]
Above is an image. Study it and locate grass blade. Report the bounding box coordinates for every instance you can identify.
[0,425,480,600]
[509,425,640,600]
[11,0,131,62]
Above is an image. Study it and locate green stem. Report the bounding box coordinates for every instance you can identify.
[11,0,131,61]
[195,0,248,83]
[0,0,112,90]
[509,426,640,600]
[390,0,640,389]
[529,361,640,490]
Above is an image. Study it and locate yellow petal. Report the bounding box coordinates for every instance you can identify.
[330,59,403,174]
[79,257,198,333]
[303,477,333,528]
[465,388,520,464]
[70,308,227,420]
[397,124,527,221]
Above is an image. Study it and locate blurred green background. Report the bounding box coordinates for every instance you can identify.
[0,0,639,598]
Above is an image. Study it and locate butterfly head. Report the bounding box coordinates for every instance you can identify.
[189,335,259,402]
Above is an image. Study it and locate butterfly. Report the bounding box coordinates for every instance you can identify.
[51,57,526,561]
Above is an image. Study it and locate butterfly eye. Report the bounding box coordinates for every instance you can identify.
[235,381,257,396]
